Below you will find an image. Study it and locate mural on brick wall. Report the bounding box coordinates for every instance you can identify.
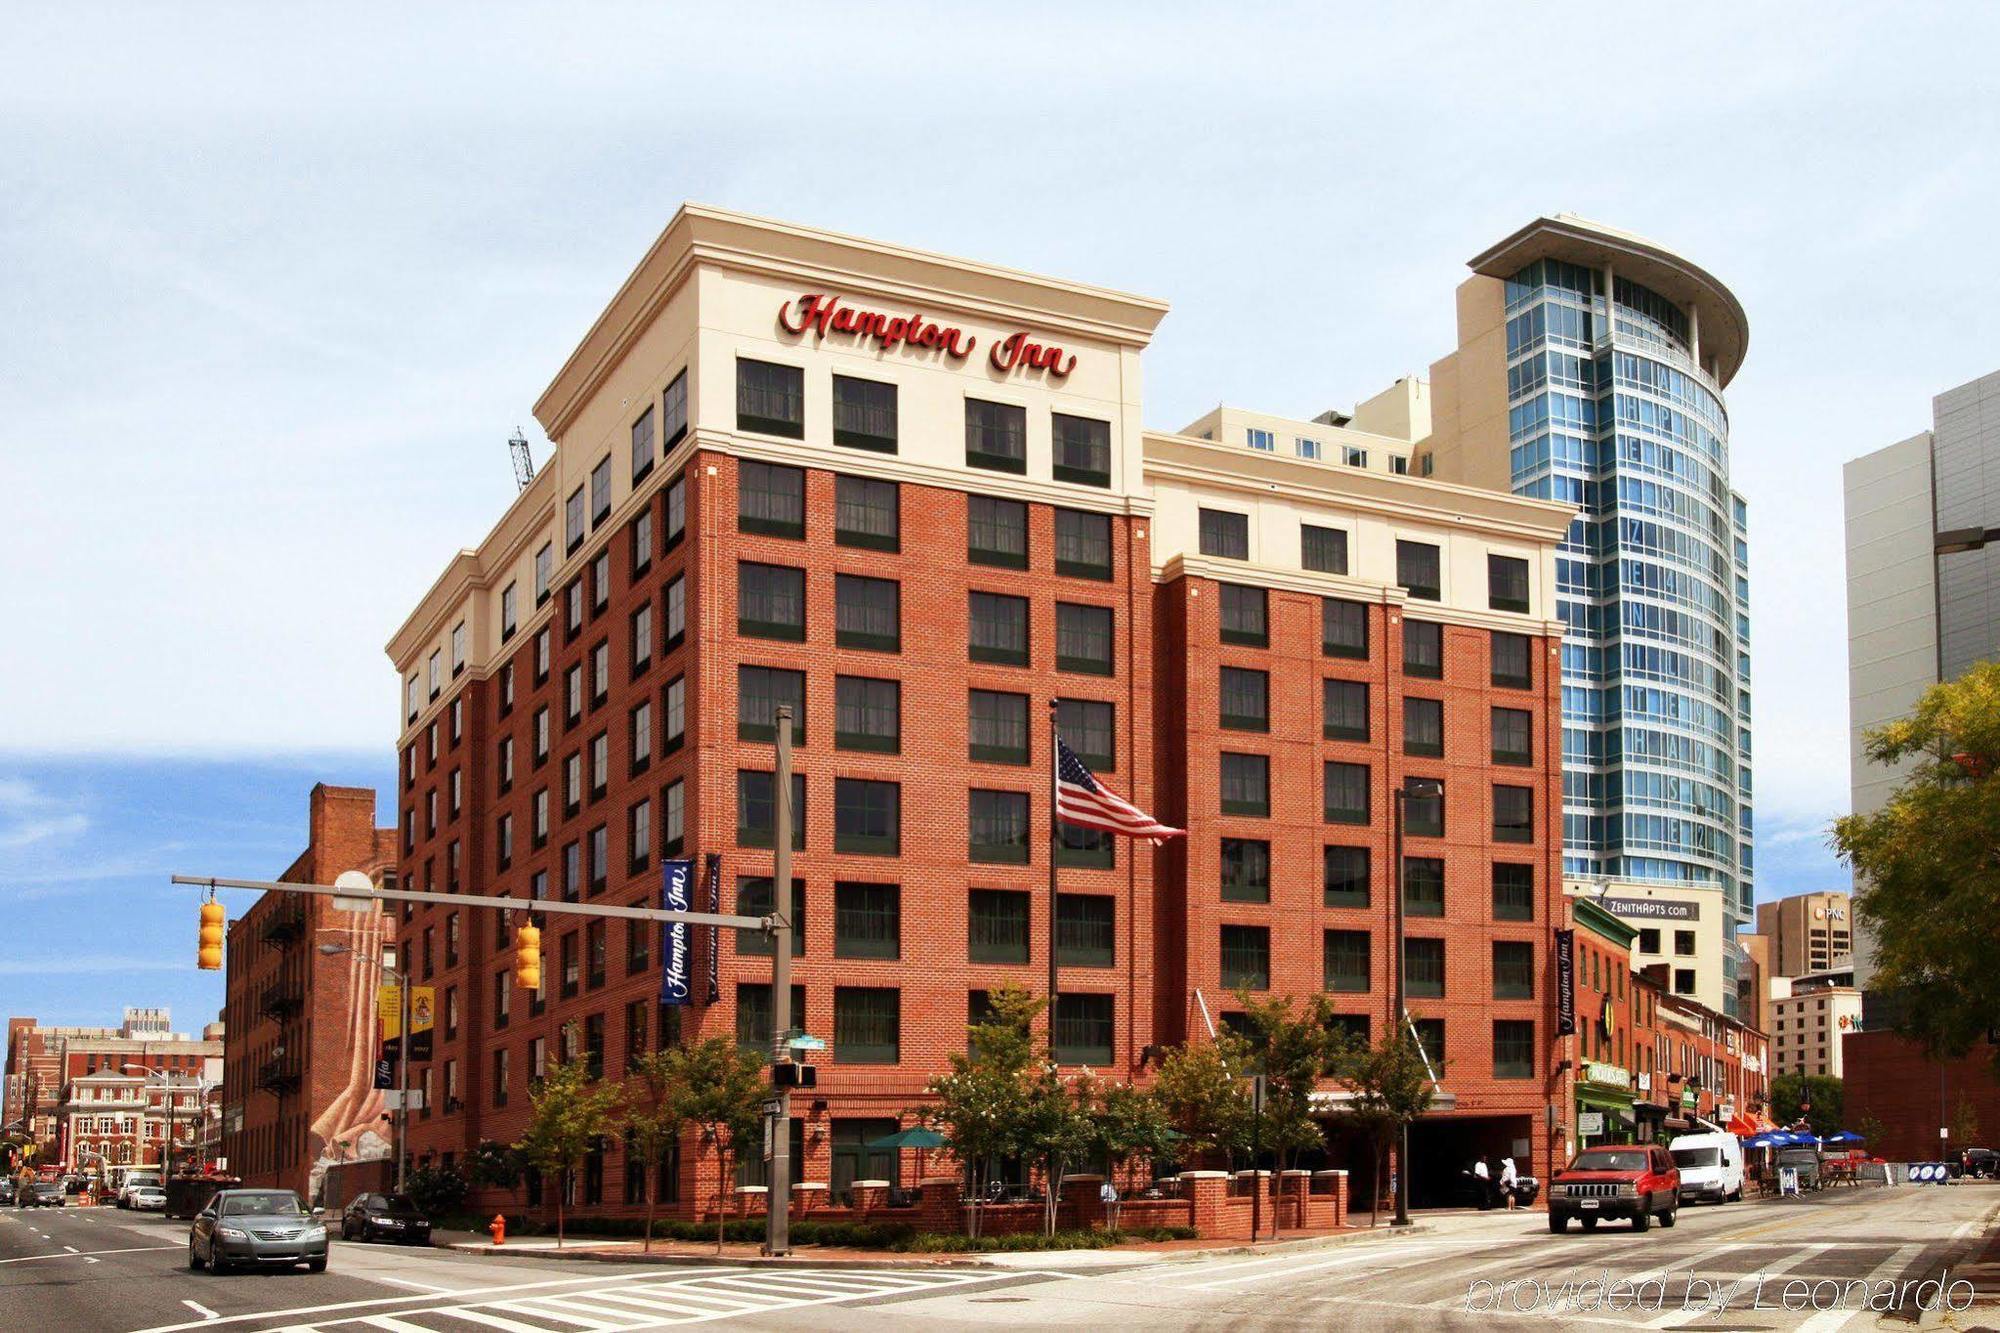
[307,907,391,1202]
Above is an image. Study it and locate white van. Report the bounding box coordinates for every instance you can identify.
[1669,1133,1744,1204]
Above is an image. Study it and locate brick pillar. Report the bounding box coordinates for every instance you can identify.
[735,1185,767,1217]
[918,1176,961,1233]
[1179,1170,1230,1238]
[1313,1169,1349,1228]
[1062,1174,1105,1230]
[1280,1170,1311,1229]
[791,1182,826,1216]
[850,1179,890,1217]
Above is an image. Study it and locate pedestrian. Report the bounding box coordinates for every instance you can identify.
[1099,1178,1119,1231]
[1472,1155,1492,1209]
[1500,1155,1519,1210]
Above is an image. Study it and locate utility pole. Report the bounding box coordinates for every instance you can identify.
[765,705,796,1256]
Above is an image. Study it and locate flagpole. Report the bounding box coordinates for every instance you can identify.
[1048,700,1060,1057]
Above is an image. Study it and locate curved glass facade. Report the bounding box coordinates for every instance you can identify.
[1503,259,1753,938]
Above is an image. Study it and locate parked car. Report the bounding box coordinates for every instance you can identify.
[1669,1132,1745,1204]
[117,1172,162,1209]
[340,1193,433,1245]
[1776,1145,1823,1191]
[1960,1148,1996,1179]
[21,1180,65,1208]
[129,1185,168,1212]
[0,1180,15,1205]
[1547,1144,1679,1233]
[188,1189,328,1274]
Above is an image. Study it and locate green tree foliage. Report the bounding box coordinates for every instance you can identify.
[659,1037,766,1254]
[1329,1027,1440,1227]
[1835,662,2000,1070]
[466,1139,526,1194]
[515,1044,624,1248]
[1095,1081,1179,1182]
[403,1162,470,1217]
[1769,1072,1844,1139]
[1951,1096,1981,1150]
[623,1049,688,1252]
[1152,1029,1256,1165]
[1019,1066,1103,1238]
[920,987,1040,1236]
[1236,992,1337,1237]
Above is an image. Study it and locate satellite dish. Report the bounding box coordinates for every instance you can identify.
[331,870,376,914]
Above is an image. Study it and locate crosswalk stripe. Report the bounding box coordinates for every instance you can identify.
[625,1283,770,1309]
[488,1298,636,1330]
[555,1290,739,1320]
[356,1315,446,1333]
[442,1306,600,1333]
[1790,1242,1926,1333]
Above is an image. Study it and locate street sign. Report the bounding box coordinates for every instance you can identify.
[787,1034,827,1051]
[330,870,376,912]
[1248,1074,1267,1113]
[761,1099,782,1117]
[1579,1111,1604,1136]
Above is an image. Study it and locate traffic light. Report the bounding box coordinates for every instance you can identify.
[197,900,225,970]
[513,923,541,992]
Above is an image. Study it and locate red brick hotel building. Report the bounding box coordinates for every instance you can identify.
[385,206,1575,1213]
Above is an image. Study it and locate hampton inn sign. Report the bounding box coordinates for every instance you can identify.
[777,293,1078,378]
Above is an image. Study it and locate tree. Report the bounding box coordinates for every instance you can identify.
[920,987,1039,1236]
[1769,1072,1844,1139]
[1236,992,1336,1238]
[1951,1096,1981,1151]
[1094,1080,1178,1194]
[660,1037,766,1255]
[1331,1027,1440,1228]
[624,1049,689,1252]
[403,1161,469,1217]
[1853,1112,1887,1154]
[1018,1064,1102,1239]
[1835,662,2000,1072]
[1152,1030,1256,1167]
[515,1045,623,1248]
[467,1139,527,1196]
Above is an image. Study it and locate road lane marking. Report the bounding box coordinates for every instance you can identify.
[180,1302,218,1321]
[62,1245,77,1252]
[0,1243,181,1263]
[127,1271,729,1332]
[370,1276,456,1293]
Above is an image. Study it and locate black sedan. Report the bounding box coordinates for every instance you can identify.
[20,1181,65,1207]
[340,1192,433,1245]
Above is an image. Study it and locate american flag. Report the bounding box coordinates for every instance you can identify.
[1056,735,1183,842]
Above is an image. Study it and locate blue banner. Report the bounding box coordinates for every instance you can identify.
[661,857,694,1005]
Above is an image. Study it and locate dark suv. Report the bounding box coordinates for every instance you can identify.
[1548,1144,1679,1233]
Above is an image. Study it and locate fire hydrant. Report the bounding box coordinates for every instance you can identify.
[489,1214,506,1246]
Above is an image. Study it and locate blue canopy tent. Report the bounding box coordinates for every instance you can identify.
[1822,1131,1863,1146]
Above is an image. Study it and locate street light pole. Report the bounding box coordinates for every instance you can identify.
[767,704,794,1257]
[1392,783,1409,1228]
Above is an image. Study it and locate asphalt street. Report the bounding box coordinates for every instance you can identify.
[0,1184,1992,1332]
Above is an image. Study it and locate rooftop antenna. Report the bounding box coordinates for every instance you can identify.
[509,428,535,491]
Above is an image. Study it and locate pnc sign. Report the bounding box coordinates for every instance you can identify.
[777,293,1077,379]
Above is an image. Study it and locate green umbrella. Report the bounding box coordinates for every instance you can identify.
[867,1127,947,1150]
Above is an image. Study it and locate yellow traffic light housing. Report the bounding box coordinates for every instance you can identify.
[197,900,225,970]
[513,923,541,992]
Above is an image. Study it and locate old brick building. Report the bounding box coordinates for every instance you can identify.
[386,205,1591,1217]
[220,784,397,1198]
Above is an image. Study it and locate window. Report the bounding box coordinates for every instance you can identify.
[531,790,549,846]
[1323,598,1368,659]
[588,823,608,891]
[1219,668,1269,732]
[624,999,649,1072]
[1324,930,1370,992]
[628,799,651,872]
[969,690,1029,764]
[1199,508,1249,559]
[665,473,686,547]
[1220,925,1270,990]
[1674,929,1697,957]
[968,889,1030,964]
[1246,427,1274,451]
[834,988,900,1064]
[1324,762,1370,824]
[590,455,611,526]
[738,665,806,744]
[626,910,650,974]
[1220,839,1270,903]
[586,920,607,987]
[1403,857,1444,917]
[499,736,515,790]
[1056,602,1113,675]
[1492,707,1533,766]
[1343,445,1368,468]
[834,475,899,551]
[1493,942,1534,1000]
[565,581,583,639]
[1220,752,1269,817]
[1403,697,1444,757]
[968,591,1028,665]
[737,358,804,438]
[735,877,805,957]
[1396,540,1441,600]
[1053,994,1113,1065]
[738,461,805,539]
[737,770,806,849]
[590,731,609,795]
[832,375,897,452]
[496,814,514,870]
[1406,781,1444,837]
[631,604,653,672]
[590,641,610,703]
[534,542,553,605]
[1493,785,1534,843]
[1324,679,1369,741]
[1219,584,1266,647]
[736,982,807,1051]
[1403,620,1443,678]
[564,666,582,726]
[1493,1020,1535,1079]
[1301,524,1348,575]
[835,574,900,652]
[1324,846,1369,909]
[969,789,1030,863]
[428,649,442,699]
[1404,937,1445,998]
[1638,927,1661,955]
[833,778,899,855]
[1054,508,1113,580]
[558,930,578,996]
[1674,968,1696,995]
[965,398,1027,472]
[662,779,684,856]
[1056,894,1114,967]
[834,882,900,959]
[835,676,899,753]
[967,495,1028,568]
[1488,554,1530,613]
[663,676,685,751]
[1052,412,1110,487]
[566,486,586,554]
[501,583,518,641]
[660,369,688,451]
[738,562,806,640]
[1493,863,1535,921]
[534,627,551,683]
[1055,698,1114,771]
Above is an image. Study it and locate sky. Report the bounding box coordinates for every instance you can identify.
[3,4,1995,1028]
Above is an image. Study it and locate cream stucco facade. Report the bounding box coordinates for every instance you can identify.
[1769,977,1864,1079]
[1567,878,1726,1013]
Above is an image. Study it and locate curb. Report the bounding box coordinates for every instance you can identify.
[444,1243,1002,1271]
